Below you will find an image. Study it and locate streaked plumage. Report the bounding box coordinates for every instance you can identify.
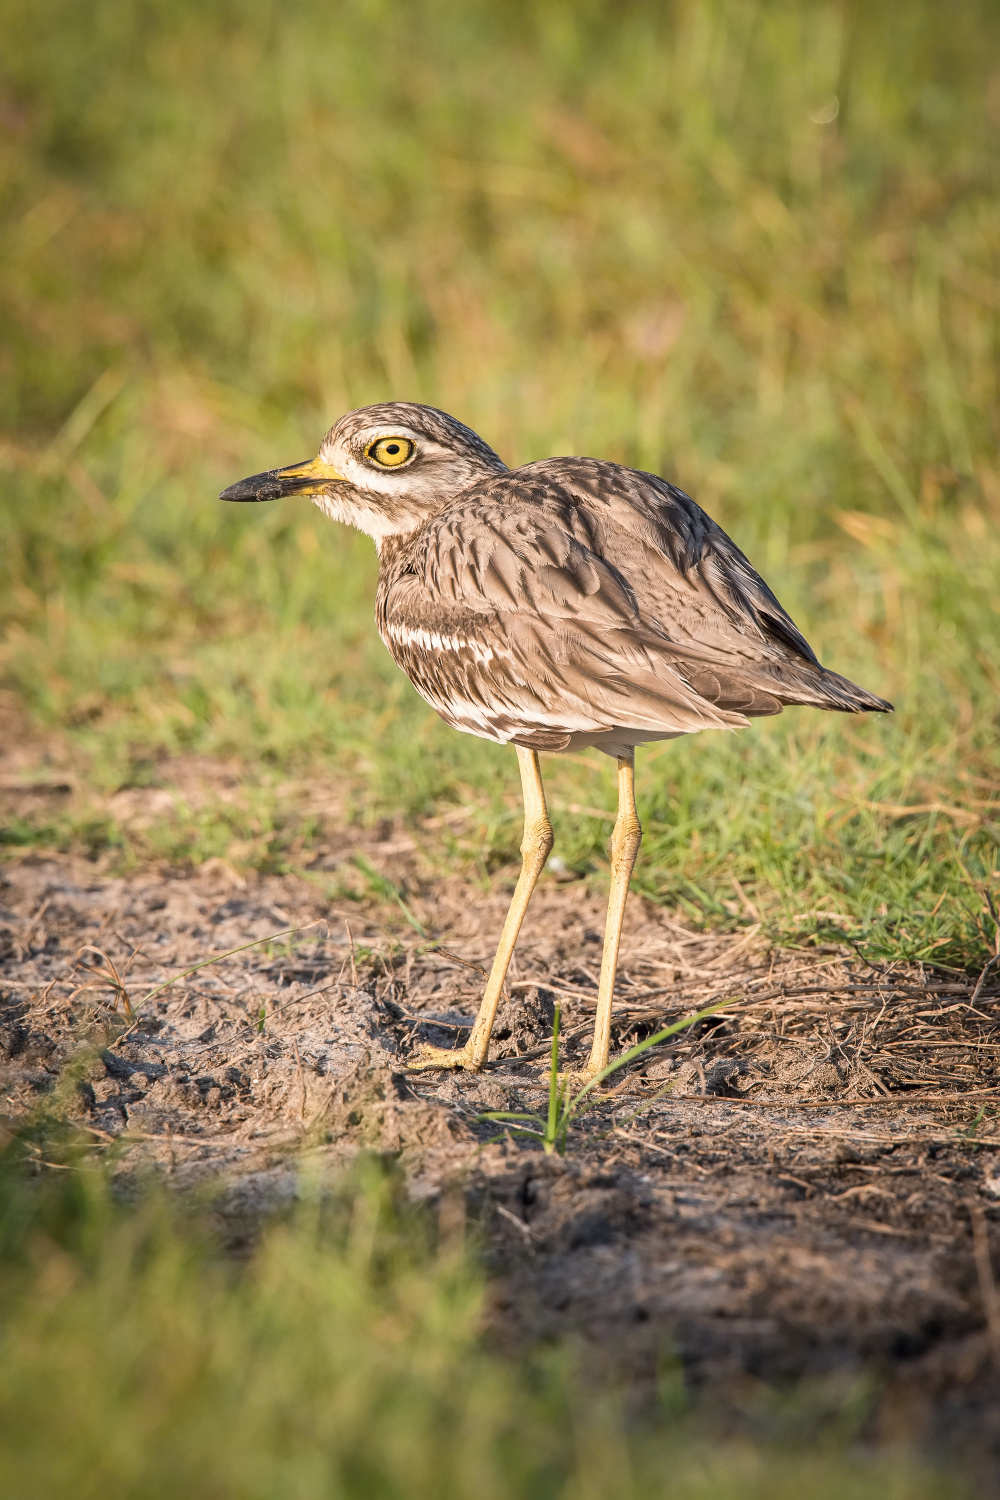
[375,455,887,759]
[223,401,890,1076]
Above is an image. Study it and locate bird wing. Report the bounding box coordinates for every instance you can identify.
[378,463,889,747]
[520,457,822,662]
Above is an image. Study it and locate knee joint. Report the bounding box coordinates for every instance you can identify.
[610,816,642,863]
[521,816,554,864]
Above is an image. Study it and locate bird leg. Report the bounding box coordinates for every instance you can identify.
[411,746,553,1072]
[584,750,642,1080]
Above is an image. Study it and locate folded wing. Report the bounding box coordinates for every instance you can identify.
[377,461,890,749]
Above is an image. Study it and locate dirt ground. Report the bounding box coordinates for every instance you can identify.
[3,791,1000,1480]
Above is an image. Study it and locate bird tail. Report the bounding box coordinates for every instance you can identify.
[781,665,892,715]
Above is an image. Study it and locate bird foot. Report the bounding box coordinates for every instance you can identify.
[409,1041,483,1073]
[558,1064,604,1094]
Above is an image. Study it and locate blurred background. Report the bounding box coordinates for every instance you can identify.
[1,0,998,960]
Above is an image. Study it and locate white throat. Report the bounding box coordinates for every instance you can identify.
[310,490,424,552]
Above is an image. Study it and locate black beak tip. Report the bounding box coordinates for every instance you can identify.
[220,471,280,504]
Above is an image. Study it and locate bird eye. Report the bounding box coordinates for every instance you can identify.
[366,436,415,468]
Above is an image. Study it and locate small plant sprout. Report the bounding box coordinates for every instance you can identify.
[480,999,733,1155]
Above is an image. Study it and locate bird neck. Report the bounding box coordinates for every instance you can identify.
[310,490,429,551]
[376,531,417,574]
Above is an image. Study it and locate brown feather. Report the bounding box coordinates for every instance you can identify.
[375,456,889,757]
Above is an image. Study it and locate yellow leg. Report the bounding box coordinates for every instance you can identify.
[585,749,642,1079]
[411,746,553,1072]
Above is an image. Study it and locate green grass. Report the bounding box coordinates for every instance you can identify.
[1,0,999,964]
[0,1126,970,1500]
[482,1000,734,1154]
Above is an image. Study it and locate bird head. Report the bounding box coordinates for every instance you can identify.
[220,401,506,545]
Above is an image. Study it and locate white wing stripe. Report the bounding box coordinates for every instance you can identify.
[384,620,495,666]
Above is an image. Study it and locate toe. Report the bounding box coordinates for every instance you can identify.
[409,1043,479,1073]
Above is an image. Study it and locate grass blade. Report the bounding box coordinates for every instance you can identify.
[476,1112,546,1124]
[137,921,322,1009]
[567,1001,734,1114]
[545,1003,562,1152]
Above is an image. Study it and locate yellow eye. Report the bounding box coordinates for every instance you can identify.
[366,436,415,468]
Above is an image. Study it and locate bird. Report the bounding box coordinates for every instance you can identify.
[221,402,891,1079]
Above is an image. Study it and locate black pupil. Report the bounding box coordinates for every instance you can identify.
[386,443,399,454]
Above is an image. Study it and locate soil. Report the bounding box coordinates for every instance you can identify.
[3,781,1000,1482]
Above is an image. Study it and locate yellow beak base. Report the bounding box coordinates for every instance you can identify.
[220,456,345,503]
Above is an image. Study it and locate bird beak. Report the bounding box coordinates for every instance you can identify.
[219,455,346,503]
